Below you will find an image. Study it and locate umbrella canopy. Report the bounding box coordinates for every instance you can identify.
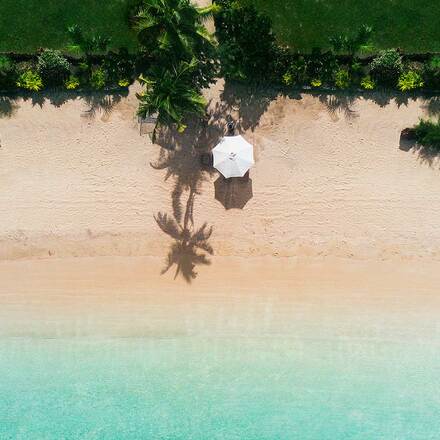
[213,135,254,178]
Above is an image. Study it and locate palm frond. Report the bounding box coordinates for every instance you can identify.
[196,4,221,18]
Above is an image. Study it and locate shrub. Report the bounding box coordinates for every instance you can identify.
[102,49,135,85]
[310,78,322,88]
[37,49,70,86]
[282,57,307,86]
[351,61,363,75]
[0,55,17,89]
[65,75,80,90]
[334,68,350,88]
[282,71,294,86]
[16,70,43,91]
[398,70,424,91]
[422,56,440,90]
[305,49,338,84]
[90,67,106,89]
[118,79,130,87]
[370,49,403,86]
[360,75,375,90]
[414,119,440,151]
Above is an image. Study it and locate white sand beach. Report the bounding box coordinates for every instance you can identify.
[1,83,440,267]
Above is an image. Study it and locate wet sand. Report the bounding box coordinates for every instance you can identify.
[1,255,440,338]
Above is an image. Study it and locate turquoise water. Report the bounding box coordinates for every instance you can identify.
[1,330,440,439]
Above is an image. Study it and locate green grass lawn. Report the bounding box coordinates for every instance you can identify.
[2,0,440,55]
[244,0,440,53]
[0,0,137,53]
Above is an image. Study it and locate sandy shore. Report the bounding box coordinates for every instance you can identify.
[2,255,440,337]
[1,83,440,270]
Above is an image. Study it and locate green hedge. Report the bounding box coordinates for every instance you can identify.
[414,119,440,151]
[214,0,440,93]
[0,49,137,93]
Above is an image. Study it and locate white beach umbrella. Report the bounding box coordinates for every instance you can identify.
[213,135,254,178]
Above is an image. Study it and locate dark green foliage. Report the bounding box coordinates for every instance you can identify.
[305,49,338,85]
[414,119,440,151]
[334,68,351,88]
[370,49,403,86]
[102,49,136,84]
[132,0,218,139]
[0,56,18,90]
[37,49,70,86]
[282,56,307,86]
[90,66,107,89]
[422,56,440,90]
[214,0,277,82]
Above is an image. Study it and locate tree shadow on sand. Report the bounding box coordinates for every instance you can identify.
[151,114,222,282]
[421,96,440,118]
[0,96,20,118]
[155,190,213,283]
[1,89,128,117]
[151,113,223,224]
[216,80,296,132]
[314,90,429,121]
[316,92,359,120]
[399,130,440,169]
[80,91,128,120]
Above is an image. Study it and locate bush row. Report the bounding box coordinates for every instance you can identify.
[0,48,136,92]
[414,120,440,150]
[214,0,440,92]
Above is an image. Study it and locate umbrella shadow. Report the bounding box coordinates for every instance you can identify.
[154,189,214,283]
[214,175,253,210]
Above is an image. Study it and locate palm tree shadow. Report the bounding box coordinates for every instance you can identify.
[0,96,19,118]
[151,112,222,223]
[81,91,127,120]
[421,96,440,117]
[317,92,359,120]
[155,190,213,283]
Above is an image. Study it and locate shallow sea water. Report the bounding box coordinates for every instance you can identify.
[1,290,440,440]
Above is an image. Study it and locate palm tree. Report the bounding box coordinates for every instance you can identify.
[329,24,374,56]
[133,0,219,58]
[136,59,207,142]
[67,25,111,57]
